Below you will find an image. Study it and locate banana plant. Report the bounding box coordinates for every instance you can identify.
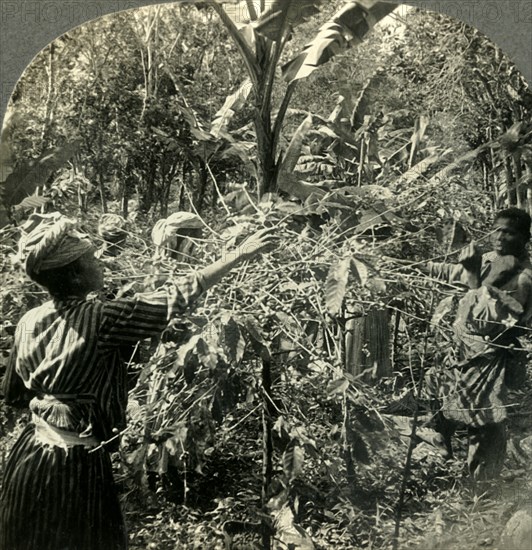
[495,121,532,209]
[195,0,398,199]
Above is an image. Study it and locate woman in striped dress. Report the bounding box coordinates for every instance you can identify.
[0,212,274,550]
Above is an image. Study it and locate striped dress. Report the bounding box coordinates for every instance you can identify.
[0,274,203,550]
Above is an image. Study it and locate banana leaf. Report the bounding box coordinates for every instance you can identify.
[282,1,397,83]
[252,0,323,42]
[0,140,81,227]
[210,79,253,138]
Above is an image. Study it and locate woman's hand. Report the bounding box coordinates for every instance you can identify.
[238,227,277,261]
[458,242,482,272]
[458,242,482,289]
[199,227,277,291]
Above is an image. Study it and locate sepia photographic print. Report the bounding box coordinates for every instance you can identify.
[0,1,531,548]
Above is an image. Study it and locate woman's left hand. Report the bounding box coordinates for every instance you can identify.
[458,242,482,273]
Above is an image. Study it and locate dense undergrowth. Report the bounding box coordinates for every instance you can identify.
[2,188,531,549]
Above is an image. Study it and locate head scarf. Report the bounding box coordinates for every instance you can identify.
[151,212,202,248]
[98,213,127,243]
[151,212,203,261]
[17,212,94,278]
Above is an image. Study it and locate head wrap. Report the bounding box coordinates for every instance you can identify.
[151,212,202,248]
[151,212,203,261]
[17,212,94,278]
[98,213,127,243]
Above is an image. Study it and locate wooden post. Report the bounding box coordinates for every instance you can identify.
[345,308,392,382]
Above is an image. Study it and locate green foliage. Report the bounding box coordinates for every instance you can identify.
[109,173,487,544]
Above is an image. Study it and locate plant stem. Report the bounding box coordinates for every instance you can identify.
[261,356,274,550]
[392,291,435,550]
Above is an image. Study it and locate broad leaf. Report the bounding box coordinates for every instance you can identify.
[237,22,257,49]
[223,316,246,363]
[174,334,203,369]
[178,101,214,142]
[282,440,305,481]
[274,311,299,333]
[408,114,430,167]
[1,140,81,211]
[397,153,445,185]
[221,137,259,181]
[244,0,258,20]
[326,377,349,396]
[253,0,323,42]
[276,114,330,200]
[13,195,50,211]
[164,424,188,458]
[207,1,261,87]
[273,415,291,441]
[325,257,351,315]
[278,114,313,177]
[196,337,218,370]
[355,207,386,232]
[282,1,397,83]
[499,121,525,152]
[278,173,327,201]
[350,67,385,129]
[351,257,369,286]
[273,504,316,549]
[365,277,387,294]
[348,428,371,464]
[243,316,271,360]
[431,295,456,326]
[0,109,17,184]
[210,79,253,138]
[428,142,491,185]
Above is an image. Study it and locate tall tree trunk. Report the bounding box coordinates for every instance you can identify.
[179,169,188,211]
[526,165,532,213]
[513,153,524,209]
[121,190,128,219]
[139,167,156,214]
[43,44,55,132]
[357,138,366,187]
[121,173,132,219]
[505,156,517,206]
[97,132,107,213]
[159,175,171,217]
[195,162,208,212]
[98,169,107,214]
[487,131,500,207]
[139,6,160,121]
[73,162,87,214]
[391,310,401,372]
[41,43,55,145]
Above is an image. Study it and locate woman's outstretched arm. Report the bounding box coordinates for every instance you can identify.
[199,228,275,290]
